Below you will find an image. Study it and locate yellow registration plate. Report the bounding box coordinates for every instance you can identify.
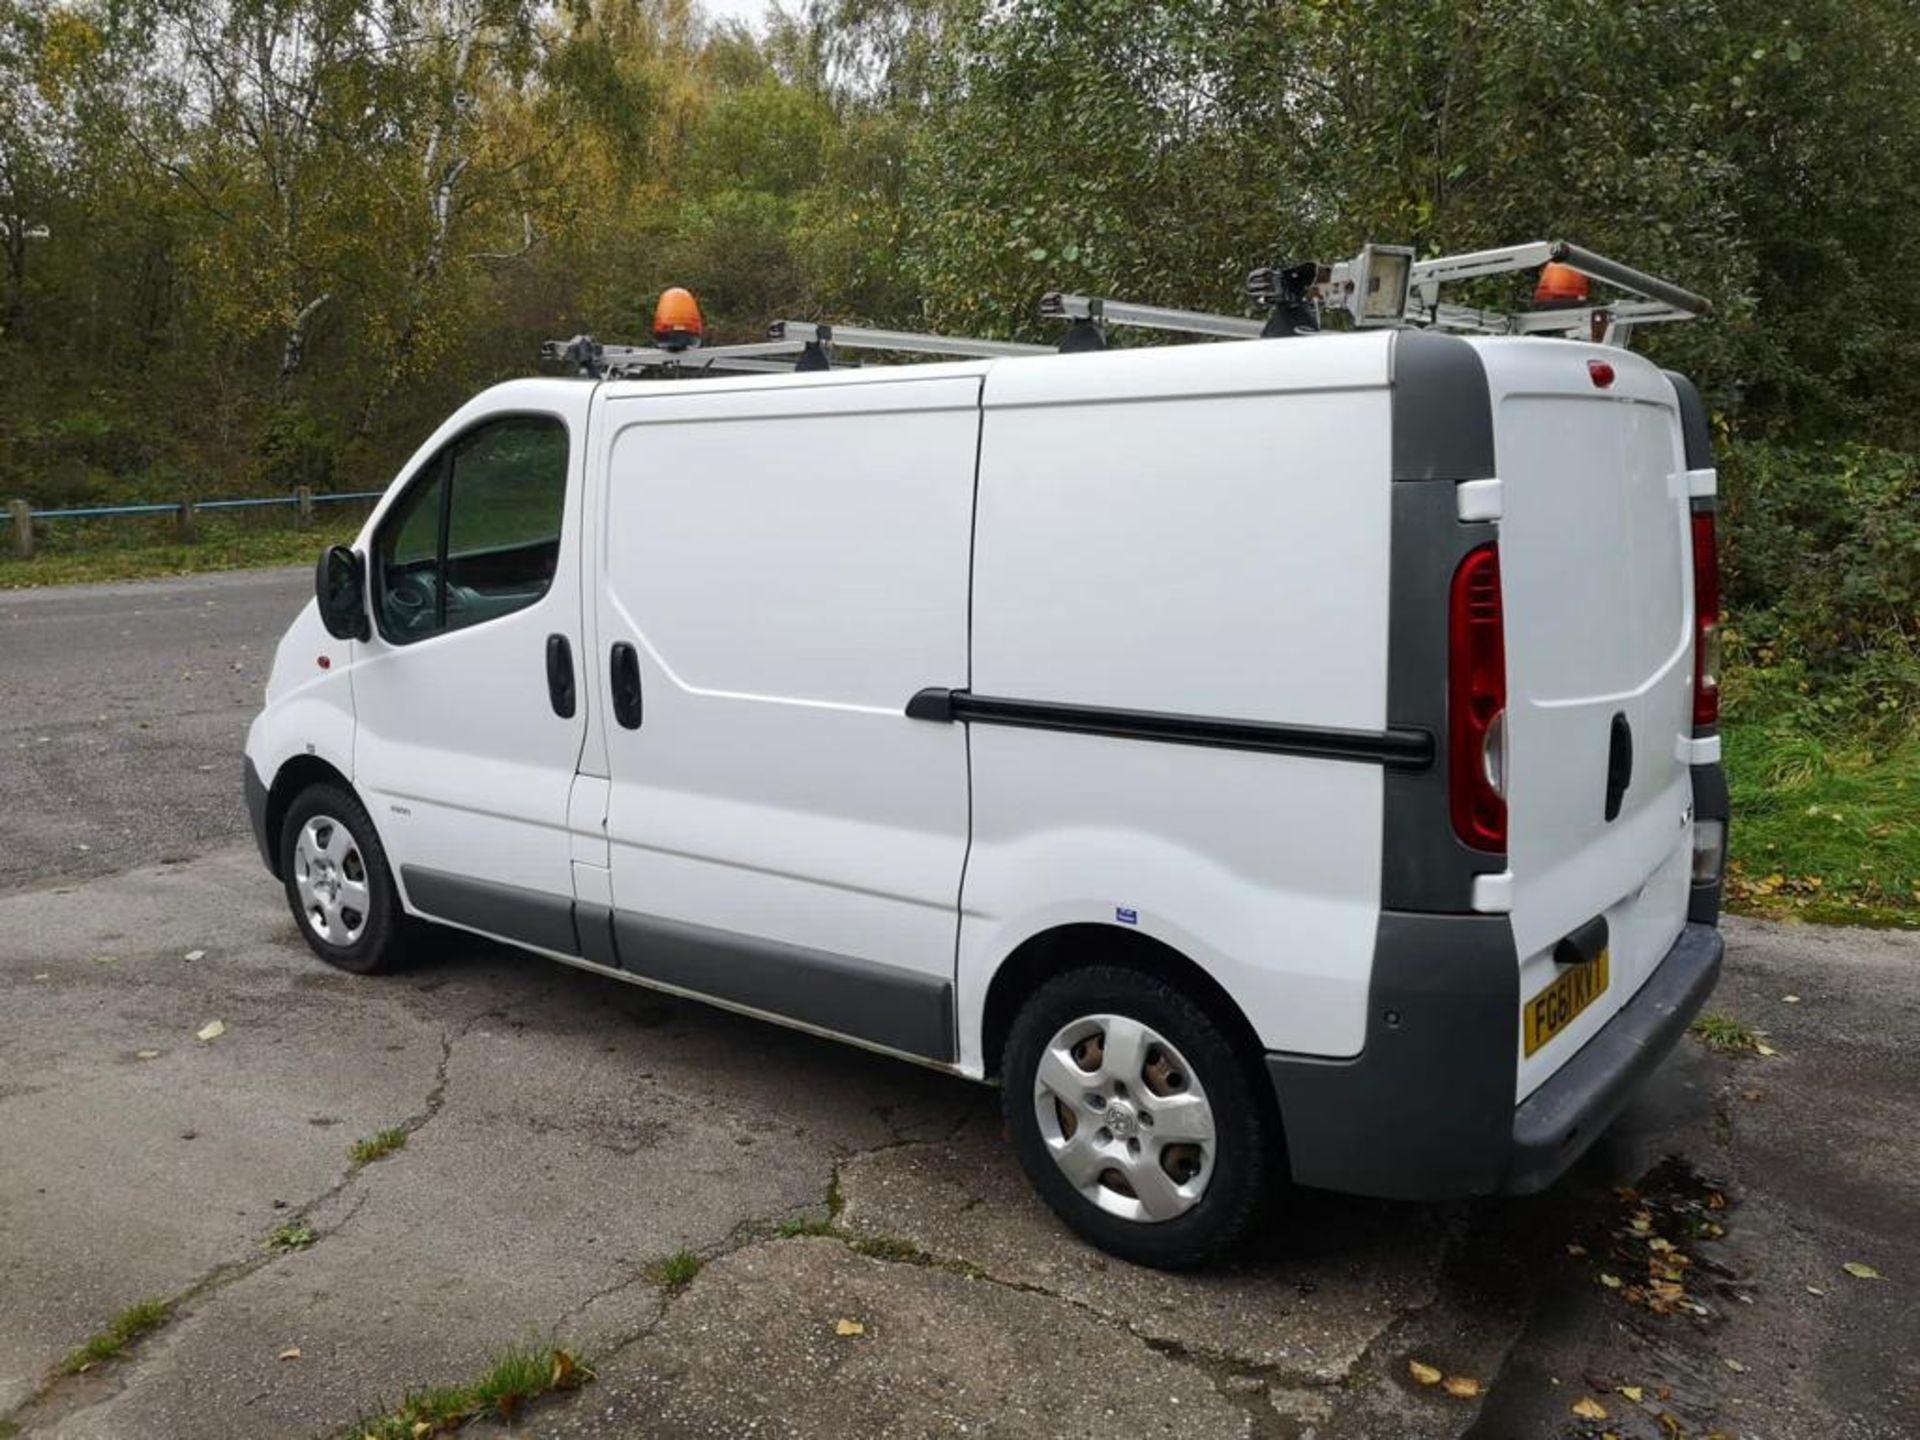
[1524,949,1610,1057]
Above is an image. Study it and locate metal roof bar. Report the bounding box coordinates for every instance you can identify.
[1041,292,1266,340]
[770,320,1051,360]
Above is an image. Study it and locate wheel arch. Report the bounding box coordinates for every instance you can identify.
[262,754,355,878]
[979,924,1271,1088]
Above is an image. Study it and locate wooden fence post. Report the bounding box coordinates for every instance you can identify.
[295,485,314,528]
[7,499,31,559]
[176,500,200,544]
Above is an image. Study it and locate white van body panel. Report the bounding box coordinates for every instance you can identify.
[1469,341,1695,1100]
[349,379,593,908]
[956,338,1395,1069]
[590,370,982,996]
[243,601,358,795]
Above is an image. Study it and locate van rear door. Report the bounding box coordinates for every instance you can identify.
[1471,340,1696,1101]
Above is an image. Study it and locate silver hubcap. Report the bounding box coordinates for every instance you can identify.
[1033,1014,1217,1224]
[293,815,370,948]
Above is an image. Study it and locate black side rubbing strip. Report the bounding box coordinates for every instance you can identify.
[905,688,1432,770]
[612,910,956,1063]
[402,866,580,957]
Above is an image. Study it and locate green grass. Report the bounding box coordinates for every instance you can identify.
[1689,1013,1760,1056]
[266,1222,318,1253]
[0,1414,21,1437]
[58,1298,173,1374]
[350,1342,590,1438]
[1721,713,1920,927]
[349,1127,409,1167]
[0,515,359,589]
[646,1249,705,1288]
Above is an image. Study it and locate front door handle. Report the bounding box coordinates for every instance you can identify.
[610,642,644,729]
[546,634,576,718]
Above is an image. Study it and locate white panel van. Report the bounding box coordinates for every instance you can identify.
[244,328,1727,1267]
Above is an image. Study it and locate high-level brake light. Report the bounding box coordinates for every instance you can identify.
[1691,512,1721,727]
[1449,544,1508,852]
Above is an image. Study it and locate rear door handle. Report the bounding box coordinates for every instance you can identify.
[546,634,576,719]
[1604,711,1633,821]
[610,642,644,729]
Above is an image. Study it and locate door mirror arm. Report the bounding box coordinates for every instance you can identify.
[316,544,371,642]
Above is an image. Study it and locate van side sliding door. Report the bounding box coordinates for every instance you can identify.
[589,376,980,1062]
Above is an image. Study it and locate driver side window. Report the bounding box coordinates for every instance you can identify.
[374,414,568,645]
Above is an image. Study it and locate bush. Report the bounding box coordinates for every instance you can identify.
[1719,439,1920,737]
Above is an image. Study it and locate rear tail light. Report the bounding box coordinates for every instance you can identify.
[1691,511,1721,727]
[1692,818,1727,885]
[1449,544,1507,852]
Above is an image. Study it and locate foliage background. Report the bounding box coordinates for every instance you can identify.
[4,0,1917,913]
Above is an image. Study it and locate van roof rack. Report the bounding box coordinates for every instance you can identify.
[1045,239,1710,350]
[541,239,1707,378]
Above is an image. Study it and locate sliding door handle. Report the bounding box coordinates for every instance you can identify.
[546,634,576,718]
[610,642,644,729]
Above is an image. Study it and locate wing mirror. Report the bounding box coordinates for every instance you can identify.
[315,545,370,641]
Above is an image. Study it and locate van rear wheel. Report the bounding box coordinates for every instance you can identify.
[279,783,406,975]
[1002,964,1272,1268]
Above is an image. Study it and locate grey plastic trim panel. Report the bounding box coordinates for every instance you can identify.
[1266,910,1518,1200]
[244,757,275,875]
[1663,370,1714,472]
[612,910,956,1063]
[1379,482,1506,910]
[1390,330,1496,483]
[575,901,618,968]
[1689,761,1729,927]
[402,866,581,957]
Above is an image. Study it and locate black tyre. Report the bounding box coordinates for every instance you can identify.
[1002,964,1273,1268]
[278,782,407,975]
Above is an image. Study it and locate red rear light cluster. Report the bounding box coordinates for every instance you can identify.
[1691,511,1721,727]
[1449,544,1507,852]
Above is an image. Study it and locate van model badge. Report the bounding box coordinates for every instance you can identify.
[1115,907,1138,925]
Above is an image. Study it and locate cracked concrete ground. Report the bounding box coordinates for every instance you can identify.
[4,569,1918,1440]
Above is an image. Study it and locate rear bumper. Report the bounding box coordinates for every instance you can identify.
[1266,918,1723,1201]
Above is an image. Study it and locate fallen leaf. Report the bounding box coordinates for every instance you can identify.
[551,1349,581,1388]
[1566,1242,1588,1256]
[136,1049,162,1060]
[1754,1041,1779,1057]
[1408,1360,1443,1386]
[196,1019,226,1042]
[1806,1285,1826,1296]
[1629,1211,1654,1233]
[32,972,50,981]
[1599,1273,1623,1289]
[834,1318,865,1336]
[1842,1261,1885,1280]
[411,1423,431,1439]
[1782,994,1801,1003]
[1620,1385,1645,1403]
[184,949,206,962]
[1648,1237,1676,1254]
[1572,1395,1610,1420]
[1724,1357,1747,1373]
[1442,1375,1482,1399]
[279,1347,301,1361]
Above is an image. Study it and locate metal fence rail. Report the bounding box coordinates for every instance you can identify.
[4,488,385,559]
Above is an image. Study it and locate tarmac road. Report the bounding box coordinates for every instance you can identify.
[1,568,1916,1439]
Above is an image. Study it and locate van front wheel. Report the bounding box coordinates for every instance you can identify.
[1002,965,1271,1268]
[278,783,406,975]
